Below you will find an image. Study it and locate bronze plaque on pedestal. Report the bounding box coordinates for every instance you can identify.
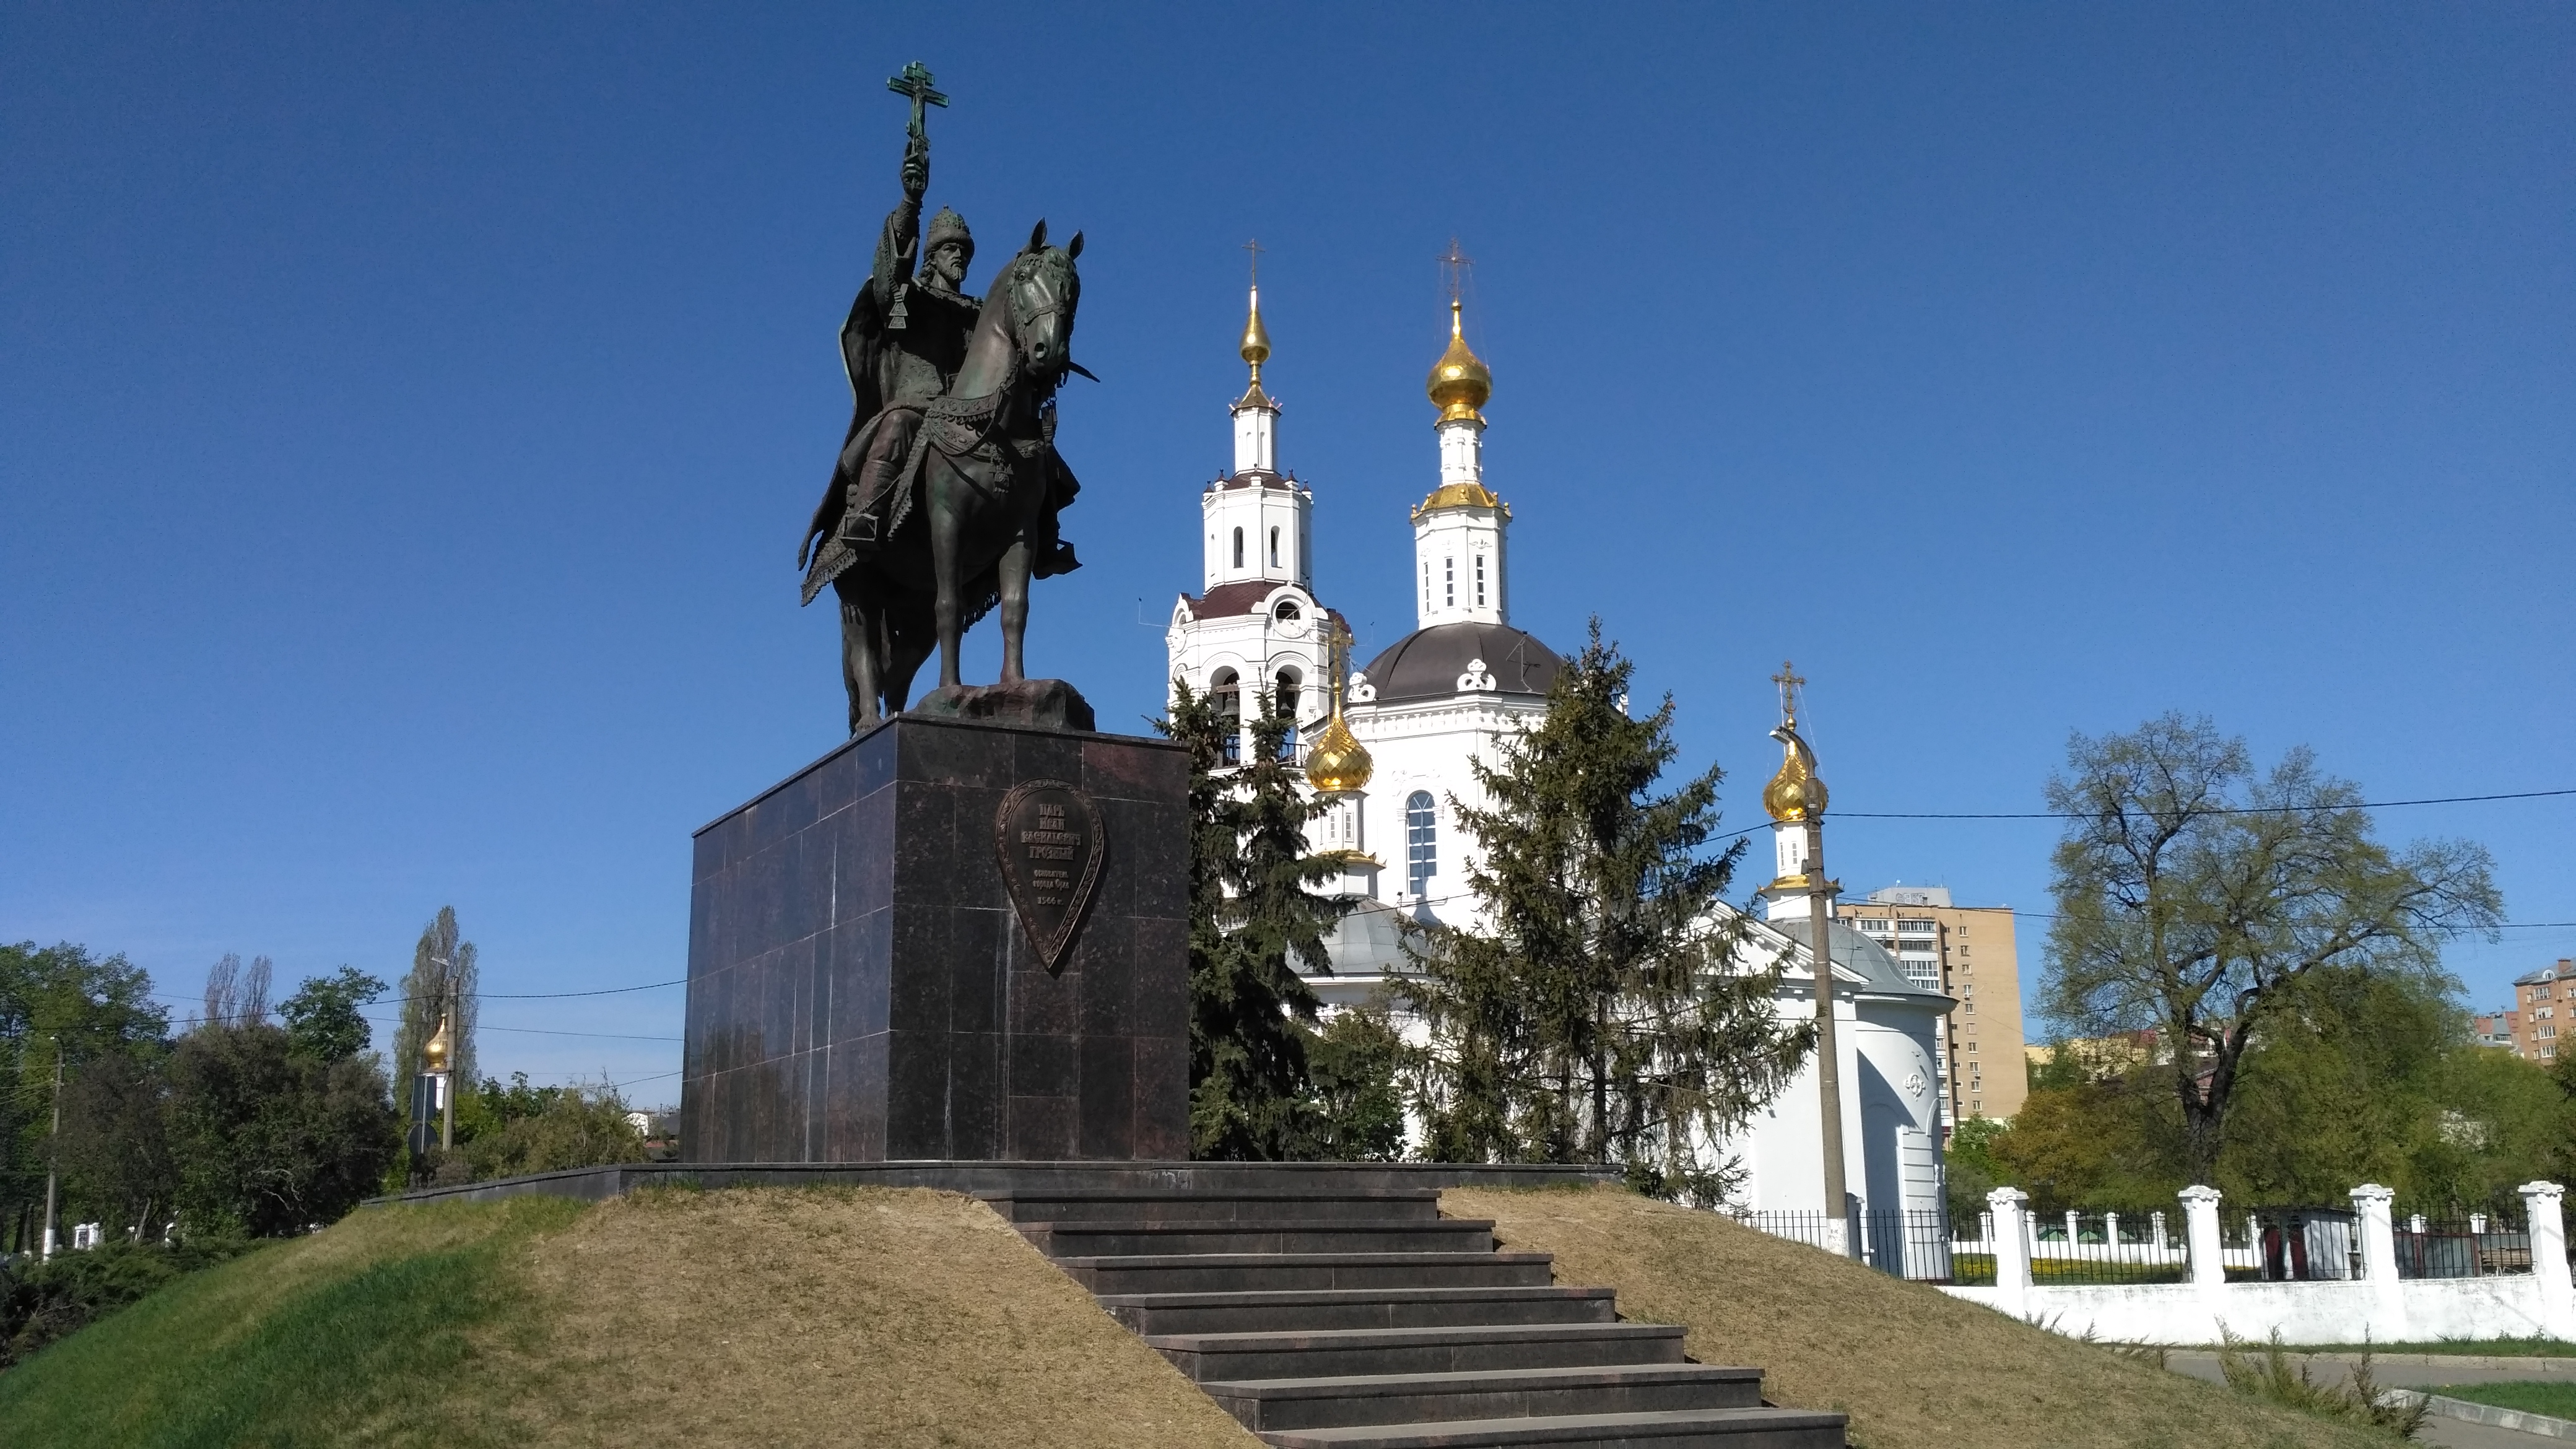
[994,778,1104,972]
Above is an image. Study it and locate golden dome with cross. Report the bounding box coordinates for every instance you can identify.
[1425,298,1491,424]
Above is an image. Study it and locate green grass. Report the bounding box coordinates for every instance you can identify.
[0,1196,584,1449]
[2429,1380,2576,1418]
[2254,1338,2576,1357]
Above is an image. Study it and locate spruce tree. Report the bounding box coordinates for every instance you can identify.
[1159,680,1344,1160]
[1411,621,1809,1200]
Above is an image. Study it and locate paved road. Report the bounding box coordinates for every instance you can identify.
[2167,1352,2575,1447]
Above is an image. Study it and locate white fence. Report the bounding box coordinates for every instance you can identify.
[1939,1181,2575,1346]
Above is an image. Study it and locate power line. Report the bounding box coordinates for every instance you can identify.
[1829,788,2576,821]
[358,1017,681,1042]
[150,977,689,1012]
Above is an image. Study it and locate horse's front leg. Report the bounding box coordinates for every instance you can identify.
[928,476,965,690]
[839,590,880,733]
[996,537,1032,685]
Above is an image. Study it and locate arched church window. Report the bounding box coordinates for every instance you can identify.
[1274,599,1300,622]
[1274,668,1301,757]
[1269,526,1280,568]
[1211,668,1241,765]
[1232,528,1244,570]
[1406,791,1437,898]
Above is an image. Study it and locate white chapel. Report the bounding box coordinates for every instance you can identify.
[1165,277,1952,1233]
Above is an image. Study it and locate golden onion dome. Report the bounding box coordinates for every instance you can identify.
[1425,298,1490,422]
[1305,621,1373,794]
[1305,711,1373,794]
[422,1012,454,1074]
[1762,736,1827,823]
[1240,284,1271,381]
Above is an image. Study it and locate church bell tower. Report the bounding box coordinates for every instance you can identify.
[1411,295,1508,629]
[1167,256,1338,765]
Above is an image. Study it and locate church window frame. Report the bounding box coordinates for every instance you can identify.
[1405,790,1438,898]
[1474,553,1487,607]
[1273,666,1303,758]
[1211,667,1242,765]
[1444,557,1455,608]
[1232,528,1244,570]
[1269,526,1280,568]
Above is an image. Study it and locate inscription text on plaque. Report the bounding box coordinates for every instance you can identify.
[993,778,1105,972]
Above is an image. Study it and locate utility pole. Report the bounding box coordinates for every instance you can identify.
[1765,664,1852,1258]
[441,975,458,1151]
[1798,783,1848,1258]
[40,1038,62,1261]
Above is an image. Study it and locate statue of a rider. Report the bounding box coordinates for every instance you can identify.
[801,67,981,595]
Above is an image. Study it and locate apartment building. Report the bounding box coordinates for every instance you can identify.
[1842,886,2029,1126]
[2508,959,2576,1063]
[2473,1009,2523,1051]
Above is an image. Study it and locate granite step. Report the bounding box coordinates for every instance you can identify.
[1058,1250,1559,1295]
[1250,1406,1851,1448]
[1201,1364,1766,1432]
[1100,1285,1618,1336]
[1020,1217,1497,1258]
[980,1188,1443,1225]
[1147,1322,1688,1382]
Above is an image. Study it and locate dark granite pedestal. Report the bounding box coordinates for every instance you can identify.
[678,714,1188,1163]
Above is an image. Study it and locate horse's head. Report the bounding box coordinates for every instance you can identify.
[1001,219,1084,385]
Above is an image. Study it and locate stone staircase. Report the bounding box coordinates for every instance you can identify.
[981,1182,1847,1448]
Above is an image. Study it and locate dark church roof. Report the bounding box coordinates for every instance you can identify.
[1359,622,1562,705]
[1185,580,1280,617]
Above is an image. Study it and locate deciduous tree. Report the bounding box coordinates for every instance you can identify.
[2039,714,2501,1183]
[392,907,477,1089]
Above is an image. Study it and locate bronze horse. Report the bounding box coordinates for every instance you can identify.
[799,221,1086,731]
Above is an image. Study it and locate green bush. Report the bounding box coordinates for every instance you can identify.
[456,1078,646,1181]
[0,1235,256,1368]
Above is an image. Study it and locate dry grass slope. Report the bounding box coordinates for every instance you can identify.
[1442,1185,2399,1449]
[464,1186,1260,1449]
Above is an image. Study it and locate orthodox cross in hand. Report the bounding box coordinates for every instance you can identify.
[1771,660,1807,727]
[886,61,947,141]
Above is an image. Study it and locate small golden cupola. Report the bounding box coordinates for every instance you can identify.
[422,1012,455,1074]
[1762,733,1827,824]
[1762,662,1827,824]
[1425,298,1491,424]
[1304,621,1373,796]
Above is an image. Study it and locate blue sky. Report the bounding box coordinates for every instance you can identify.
[4,4,2570,1103]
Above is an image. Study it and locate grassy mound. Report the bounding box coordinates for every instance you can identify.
[0,1188,1255,1449]
[1442,1185,2400,1449]
[0,1196,584,1447]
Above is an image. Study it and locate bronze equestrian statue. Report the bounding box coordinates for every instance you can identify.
[798,64,1087,733]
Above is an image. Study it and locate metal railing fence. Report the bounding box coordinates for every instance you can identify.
[1733,1209,1974,1284]
[2390,1209,2532,1279]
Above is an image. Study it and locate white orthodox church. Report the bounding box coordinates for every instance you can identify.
[1165,280,1953,1238]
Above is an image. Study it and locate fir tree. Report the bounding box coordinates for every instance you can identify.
[1410,620,1809,1199]
[1159,680,1344,1160]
